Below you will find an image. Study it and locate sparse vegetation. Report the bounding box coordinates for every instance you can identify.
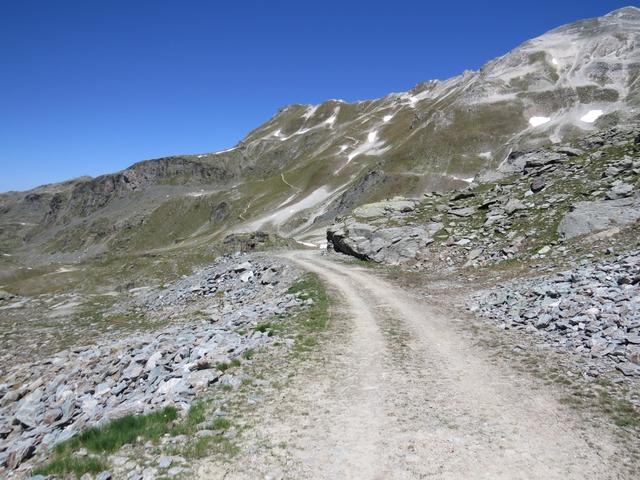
[34,407,179,477]
[33,400,230,477]
[33,456,109,478]
[211,417,232,430]
[287,273,330,355]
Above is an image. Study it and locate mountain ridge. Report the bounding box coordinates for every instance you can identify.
[1,6,639,260]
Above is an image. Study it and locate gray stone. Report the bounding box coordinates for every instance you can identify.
[468,248,484,261]
[260,269,279,285]
[450,206,475,217]
[558,197,640,239]
[0,290,15,302]
[352,198,418,218]
[617,362,640,376]
[5,440,35,469]
[123,362,144,380]
[603,166,620,177]
[556,146,584,157]
[15,388,44,429]
[535,315,552,329]
[530,177,546,193]
[157,378,188,396]
[504,198,527,215]
[626,334,640,345]
[187,370,219,390]
[94,382,112,397]
[605,182,634,200]
[328,218,441,265]
[233,261,252,273]
[145,351,163,371]
[239,271,254,283]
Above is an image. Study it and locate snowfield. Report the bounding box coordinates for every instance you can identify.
[529,116,551,127]
[580,109,604,123]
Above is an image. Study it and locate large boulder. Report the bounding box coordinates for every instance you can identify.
[352,198,419,219]
[327,219,442,265]
[558,196,640,239]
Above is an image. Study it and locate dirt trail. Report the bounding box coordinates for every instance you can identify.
[198,250,622,479]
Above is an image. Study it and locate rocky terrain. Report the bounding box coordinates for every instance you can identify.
[0,254,305,476]
[470,251,640,382]
[328,124,640,268]
[1,6,640,480]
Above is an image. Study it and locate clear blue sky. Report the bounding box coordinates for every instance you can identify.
[0,0,633,192]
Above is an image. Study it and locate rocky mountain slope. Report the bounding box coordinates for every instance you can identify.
[327,124,640,268]
[1,7,639,265]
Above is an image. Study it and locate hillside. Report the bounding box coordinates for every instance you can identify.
[1,7,639,265]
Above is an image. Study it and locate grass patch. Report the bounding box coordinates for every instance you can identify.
[287,273,330,356]
[33,457,109,477]
[597,391,640,428]
[255,322,275,335]
[56,407,179,456]
[171,401,206,435]
[216,358,241,372]
[182,434,239,459]
[34,407,179,477]
[34,401,221,478]
[242,348,255,360]
[211,417,232,430]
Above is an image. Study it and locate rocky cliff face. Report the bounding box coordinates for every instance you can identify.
[1,7,639,260]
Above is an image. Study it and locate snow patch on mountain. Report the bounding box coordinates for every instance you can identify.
[401,89,431,108]
[448,174,475,183]
[242,184,343,232]
[529,116,551,127]
[334,131,390,173]
[580,109,604,123]
[303,105,319,120]
[276,193,298,209]
[324,107,340,126]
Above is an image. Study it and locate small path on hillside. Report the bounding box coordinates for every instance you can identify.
[197,250,623,479]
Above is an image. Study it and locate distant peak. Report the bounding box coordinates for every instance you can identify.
[604,6,640,19]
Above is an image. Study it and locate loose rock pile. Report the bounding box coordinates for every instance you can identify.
[469,251,640,378]
[0,254,302,474]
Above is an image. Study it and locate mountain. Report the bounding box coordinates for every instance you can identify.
[1,7,639,262]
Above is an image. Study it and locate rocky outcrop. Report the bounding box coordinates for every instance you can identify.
[327,213,442,265]
[327,197,441,264]
[46,157,237,223]
[313,170,389,225]
[558,195,640,239]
